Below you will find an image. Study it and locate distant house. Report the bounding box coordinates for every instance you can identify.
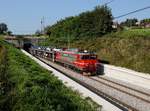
[135,21,140,26]
[145,23,150,28]
[140,19,150,28]
[112,22,119,29]
[140,22,150,28]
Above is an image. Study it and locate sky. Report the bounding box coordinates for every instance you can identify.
[0,0,150,34]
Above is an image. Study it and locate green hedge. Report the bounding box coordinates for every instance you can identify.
[0,42,100,111]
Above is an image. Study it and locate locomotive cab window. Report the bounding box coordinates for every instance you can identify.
[81,55,97,60]
[90,55,97,59]
[81,55,89,60]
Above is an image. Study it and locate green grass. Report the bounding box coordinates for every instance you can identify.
[0,45,6,81]
[104,28,150,38]
[0,39,7,78]
[0,36,4,41]
[0,46,4,62]
[0,40,10,111]
[0,41,100,111]
[71,29,150,74]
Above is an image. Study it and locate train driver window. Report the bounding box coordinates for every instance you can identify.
[81,55,97,60]
[81,55,89,60]
[90,55,97,59]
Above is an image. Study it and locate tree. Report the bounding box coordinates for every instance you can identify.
[44,26,51,37]
[120,18,138,27]
[44,5,113,40]
[35,30,41,36]
[7,31,12,36]
[92,5,113,36]
[0,23,8,34]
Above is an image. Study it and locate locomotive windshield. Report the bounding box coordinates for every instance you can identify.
[81,55,97,60]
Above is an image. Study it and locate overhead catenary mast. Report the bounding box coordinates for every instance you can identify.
[41,16,45,34]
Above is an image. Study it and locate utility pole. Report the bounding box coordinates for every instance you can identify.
[40,16,45,34]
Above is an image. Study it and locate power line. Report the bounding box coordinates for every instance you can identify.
[114,5,150,19]
[104,0,115,5]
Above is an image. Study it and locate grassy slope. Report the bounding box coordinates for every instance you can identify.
[0,40,99,111]
[71,29,150,74]
[40,29,150,73]
[0,42,6,80]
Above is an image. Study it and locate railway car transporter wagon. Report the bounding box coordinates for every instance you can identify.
[30,47,102,75]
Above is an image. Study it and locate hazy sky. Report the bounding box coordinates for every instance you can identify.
[0,0,150,34]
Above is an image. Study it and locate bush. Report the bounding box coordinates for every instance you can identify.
[45,5,113,43]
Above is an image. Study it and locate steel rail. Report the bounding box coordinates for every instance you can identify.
[91,77,150,103]
[96,76,150,97]
[35,56,140,111]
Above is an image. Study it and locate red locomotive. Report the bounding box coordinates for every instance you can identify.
[30,47,100,75]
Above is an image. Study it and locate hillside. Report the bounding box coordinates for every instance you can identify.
[43,29,150,74]
[42,4,150,74]
[44,5,113,41]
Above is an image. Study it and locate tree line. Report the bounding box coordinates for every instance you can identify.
[0,23,12,35]
[43,5,113,41]
[36,5,150,44]
[116,18,150,29]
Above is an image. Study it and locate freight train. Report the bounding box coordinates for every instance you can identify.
[30,46,101,75]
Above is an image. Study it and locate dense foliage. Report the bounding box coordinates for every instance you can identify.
[0,44,6,78]
[140,18,150,23]
[0,23,8,34]
[45,5,113,42]
[0,23,12,35]
[120,18,138,27]
[0,40,100,111]
[0,40,11,111]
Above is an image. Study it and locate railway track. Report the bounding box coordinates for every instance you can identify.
[33,55,150,111]
[90,76,150,111]
[91,76,150,102]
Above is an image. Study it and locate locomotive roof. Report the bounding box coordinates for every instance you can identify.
[57,50,96,55]
[53,48,96,55]
[32,47,96,55]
